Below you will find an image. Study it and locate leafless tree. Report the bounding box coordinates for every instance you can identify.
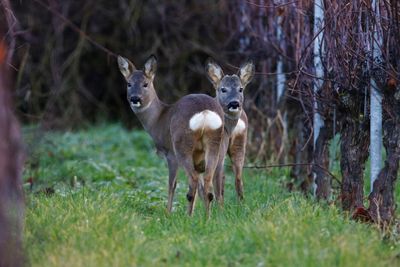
[368,0,400,225]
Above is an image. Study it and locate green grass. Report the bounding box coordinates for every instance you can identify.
[23,124,400,267]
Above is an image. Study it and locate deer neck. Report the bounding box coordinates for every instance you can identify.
[223,112,241,136]
[136,96,169,137]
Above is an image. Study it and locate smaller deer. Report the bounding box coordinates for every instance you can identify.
[117,55,224,217]
[205,60,254,204]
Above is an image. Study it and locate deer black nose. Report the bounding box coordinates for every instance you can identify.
[130,96,141,104]
[228,101,240,109]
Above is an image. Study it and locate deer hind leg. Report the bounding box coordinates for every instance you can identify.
[194,154,205,201]
[173,134,202,216]
[167,155,178,213]
[197,174,205,201]
[203,133,222,218]
[229,134,247,201]
[175,154,199,216]
[186,170,199,216]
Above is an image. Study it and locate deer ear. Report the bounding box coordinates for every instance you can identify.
[206,59,224,88]
[118,56,136,80]
[144,55,157,80]
[238,61,255,87]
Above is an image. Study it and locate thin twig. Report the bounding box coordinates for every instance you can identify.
[32,0,118,58]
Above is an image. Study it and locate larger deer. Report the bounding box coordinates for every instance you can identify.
[117,55,224,217]
[205,60,254,204]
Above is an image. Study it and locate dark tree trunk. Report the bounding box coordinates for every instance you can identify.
[313,82,334,200]
[313,124,332,200]
[368,87,400,224]
[288,113,313,194]
[340,117,369,211]
[0,1,24,266]
[290,116,306,186]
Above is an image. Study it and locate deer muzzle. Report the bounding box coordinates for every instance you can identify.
[130,96,142,107]
[227,101,240,113]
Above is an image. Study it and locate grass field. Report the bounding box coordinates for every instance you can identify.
[23,124,400,266]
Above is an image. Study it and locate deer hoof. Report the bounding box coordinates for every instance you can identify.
[207,192,214,202]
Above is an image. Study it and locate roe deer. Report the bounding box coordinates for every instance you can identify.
[117,55,224,217]
[205,60,254,204]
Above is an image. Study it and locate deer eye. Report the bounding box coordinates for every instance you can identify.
[239,88,243,93]
[143,83,148,88]
[127,83,132,87]
[221,88,227,93]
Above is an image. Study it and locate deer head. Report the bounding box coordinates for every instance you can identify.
[118,55,158,112]
[206,60,254,119]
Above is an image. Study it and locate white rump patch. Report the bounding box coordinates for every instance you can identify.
[189,110,222,131]
[232,119,246,135]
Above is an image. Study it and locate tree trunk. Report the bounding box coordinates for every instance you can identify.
[288,113,313,194]
[340,117,369,211]
[370,85,382,190]
[312,0,330,199]
[313,122,332,200]
[0,1,24,266]
[368,86,400,224]
[313,82,334,200]
[276,12,285,103]
[369,0,383,192]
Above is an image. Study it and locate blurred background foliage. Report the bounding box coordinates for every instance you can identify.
[13,0,256,125]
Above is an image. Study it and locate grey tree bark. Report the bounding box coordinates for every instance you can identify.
[368,0,400,225]
[312,0,331,200]
[369,0,383,192]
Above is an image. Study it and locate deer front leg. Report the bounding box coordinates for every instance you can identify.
[213,160,225,207]
[232,160,244,200]
[213,135,229,206]
[228,134,246,201]
[166,155,178,213]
